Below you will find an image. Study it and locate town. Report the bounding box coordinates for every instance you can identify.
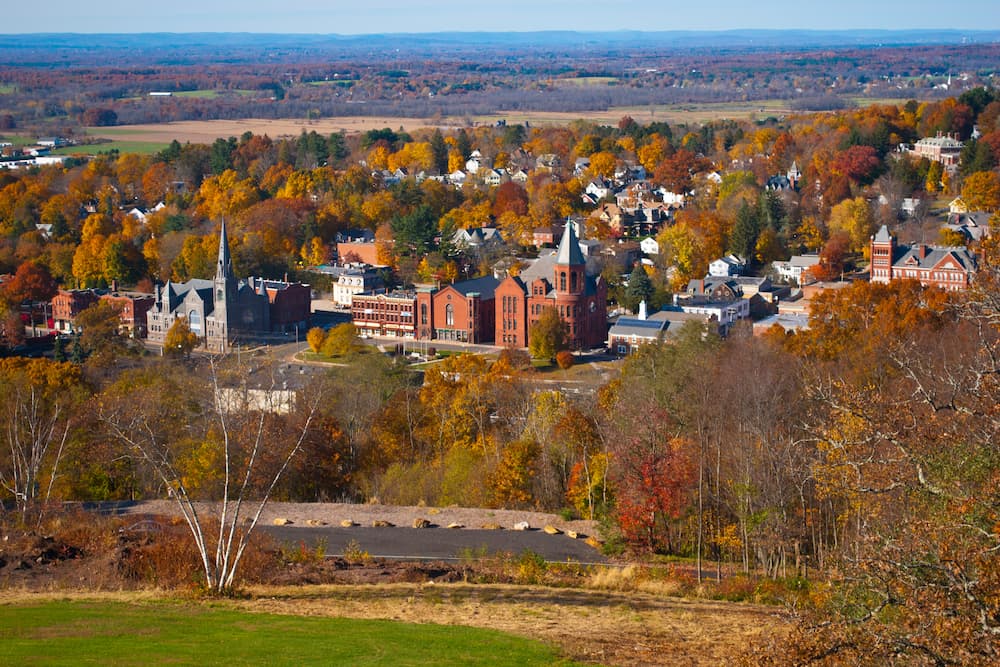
[1,29,999,667]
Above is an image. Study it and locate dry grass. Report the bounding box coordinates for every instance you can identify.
[84,100,802,147]
[233,582,788,666]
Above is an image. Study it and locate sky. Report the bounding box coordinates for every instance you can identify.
[4,1,999,34]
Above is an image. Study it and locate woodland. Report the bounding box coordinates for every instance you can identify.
[1,60,1000,662]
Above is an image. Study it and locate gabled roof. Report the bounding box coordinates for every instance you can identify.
[873,225,892,244]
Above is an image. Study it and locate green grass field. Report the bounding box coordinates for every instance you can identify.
[50,141,171,156]
[0,84,15,94]
[0,600,577,666]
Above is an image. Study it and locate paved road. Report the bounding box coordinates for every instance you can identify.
[261,525,607,564]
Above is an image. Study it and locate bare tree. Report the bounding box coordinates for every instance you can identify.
[98,357,325,593]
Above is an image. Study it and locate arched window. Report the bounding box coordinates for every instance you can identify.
[445,304,454,327]
[187,309,202,335]
[559,271,566,291]
[570,271,578,293]
[420,303,428,325]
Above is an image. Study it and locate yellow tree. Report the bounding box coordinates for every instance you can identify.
[960,170,1000,212]
[827,196,876,254]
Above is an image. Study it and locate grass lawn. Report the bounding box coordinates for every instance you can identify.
[0,84,15,94]
[172,89,258,99]
[0,600,578,666]
[50,141,171,156]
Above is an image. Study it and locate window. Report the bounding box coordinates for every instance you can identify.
[571,271,577,292]
[187,309,202,335]
[560,271,566,291]
[421,303,428,325]
[446,304,454,327]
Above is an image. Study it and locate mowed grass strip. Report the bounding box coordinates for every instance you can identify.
[50,141,170,156]
[0,600,579,666]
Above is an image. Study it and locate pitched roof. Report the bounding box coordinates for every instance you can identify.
[874,225,892,244]
[449,275,501,299]
[555,222,585,266]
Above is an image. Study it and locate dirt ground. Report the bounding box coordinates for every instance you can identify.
[111,500,601,535]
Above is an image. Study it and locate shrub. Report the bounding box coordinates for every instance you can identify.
[555,350,575,370]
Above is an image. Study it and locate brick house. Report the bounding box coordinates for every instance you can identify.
[415,275,499,344]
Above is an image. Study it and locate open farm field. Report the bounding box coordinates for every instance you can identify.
[84,100,803,147]
[0,597,577,667]
[84,117,444,144]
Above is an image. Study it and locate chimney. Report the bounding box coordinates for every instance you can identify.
[638,300,647,321]
[918,245,927,260]
[111,279,119,293]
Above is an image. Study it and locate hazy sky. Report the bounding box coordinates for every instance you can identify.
[4,1,999,34]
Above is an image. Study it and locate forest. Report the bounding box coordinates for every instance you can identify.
[1,82,1000,662]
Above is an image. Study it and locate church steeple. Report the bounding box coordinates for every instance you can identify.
[215,218,234,283]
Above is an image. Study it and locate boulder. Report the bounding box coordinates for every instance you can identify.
[305,519,327,527]
[340,519,357,527]
[272,518,293,526]
[412,518,431,529]
[513,521,530,531]
[372,520,395,527]
[480,522,503,530]
[585,535,604,549]
[566,530,579,539]
[446,522,464,529]
[543,525,562,535]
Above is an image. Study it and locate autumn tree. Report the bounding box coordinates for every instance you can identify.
[97,358,326,593]
[529,307,568,360]
[0,358,86,526]
[960,170,1000,212]
[164,316,201,357]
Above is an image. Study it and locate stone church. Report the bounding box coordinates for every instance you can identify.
[146,222,310,352]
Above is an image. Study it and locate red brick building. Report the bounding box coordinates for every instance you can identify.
[51,289,100,332]
[351,289,418,338]
[415,276,499,344]
[101,292,155,338]
[869,225,976,291]
[495,223,608,350]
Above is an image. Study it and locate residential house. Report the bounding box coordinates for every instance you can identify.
[640,237,659,255]
[708,254,747,277]
[944,211,992,242]
[772,254,821,284]
[452,226,504,250]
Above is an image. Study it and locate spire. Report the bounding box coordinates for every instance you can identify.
[216,219,233,282]
[555,220,585,266]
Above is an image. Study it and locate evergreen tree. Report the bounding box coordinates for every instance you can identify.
[729,201,761,262]
[623,264,654,314]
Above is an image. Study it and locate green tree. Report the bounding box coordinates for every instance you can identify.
[529,307,568,360]
[728,201,761,261]
[75,300,128,368]
[622,264,653,314]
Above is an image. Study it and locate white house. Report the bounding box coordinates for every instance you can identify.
[640,237,659,255]
[708,254,746,277]
[772,254,821,284]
